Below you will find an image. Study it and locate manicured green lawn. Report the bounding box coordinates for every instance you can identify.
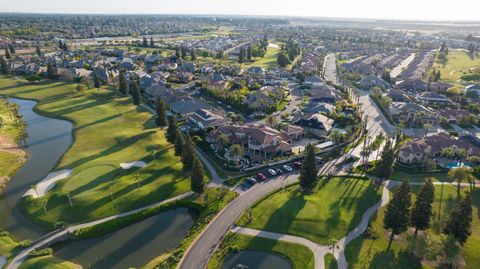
[431,50,480,88]
[325,253,338,269]
[237,177,382,244]
[207,233,315,269]
[0,234,21,260]
[0,75,192,227]
[345,184,480,269]
[242,43,281,69]
[18,256,81,269]
[0,151,22,180]
[391,170,448,183]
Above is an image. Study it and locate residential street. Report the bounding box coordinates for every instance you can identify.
[323,53,338,84]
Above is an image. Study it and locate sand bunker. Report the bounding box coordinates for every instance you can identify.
[120,161,147,169]
[24,169,73,198]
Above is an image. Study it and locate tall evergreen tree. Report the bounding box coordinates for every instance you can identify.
[299,144,318,193]
[238,47,245,63]
[190,155,205,193]
[93,74,101,89]
[411,178,435,235]
[166,116,178,143]
[130,79,141,105]
[5,47,12,60]
[150,37,155,47]
[47,62,56,79]
[36,45,42,56]
[174,129,185,156]
[247,45,252,60]
[444,195,473,245]
[374,139,395,180]
[182,134,195,172]
[0,56,9,74]
[175,47,181,58]
[142,37,148,47]
[384,180,411,253]
[118,71,129,94]
[190,49,197,61]
[155,98,168,127]
[8,44,15,54]
[181,46,187,59]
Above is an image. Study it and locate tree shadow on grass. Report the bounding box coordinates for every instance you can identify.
[369,249,422,269]
[470,189,480,219]
[258,188,306,237]
[61,130,156,170]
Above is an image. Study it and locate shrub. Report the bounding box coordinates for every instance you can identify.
[28,248,53,257]
[19,240,32,247]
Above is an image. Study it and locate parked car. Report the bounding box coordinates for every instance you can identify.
[240,178,257,190]
[316,157,325,165]
[257,173,266,181]
[283,165,293,172]
[267,169,277,176]
[293,161,302,168]
[275,168,283,175]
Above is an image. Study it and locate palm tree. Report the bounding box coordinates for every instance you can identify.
[448,167,473,197]
[328,238,339,256]
[330,130,344,145]
[217,134,230,150]
[228,144,244,166]
[265,115,277,127]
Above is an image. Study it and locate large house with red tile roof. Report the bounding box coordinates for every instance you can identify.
[397,132,480,166]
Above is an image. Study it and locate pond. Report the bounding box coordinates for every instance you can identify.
[0,98,73,240]
[53,207,197,269]
[221,250,293,269]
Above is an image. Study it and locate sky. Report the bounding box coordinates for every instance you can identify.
[3,0,480,21]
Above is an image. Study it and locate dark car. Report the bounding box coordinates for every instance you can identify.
[240,178,257,190]
[257,173,267,181]
[293,161,302,168]
[275,168,283,175]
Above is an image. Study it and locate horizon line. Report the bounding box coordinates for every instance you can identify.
[1,11,480,24]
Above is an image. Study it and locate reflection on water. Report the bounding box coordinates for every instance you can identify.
[221,250,293,269]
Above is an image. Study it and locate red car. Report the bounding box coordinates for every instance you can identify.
[256,173,266,181]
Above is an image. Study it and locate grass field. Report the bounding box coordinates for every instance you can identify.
[18,256,81,269]
[0,75,192,227]
[242,43,281,69]
[391,170,448,183]
[0,99,26,191]
[207,233,315,269]
[237,177,382,244]
[345,184,480,269]
[431,49,480,88]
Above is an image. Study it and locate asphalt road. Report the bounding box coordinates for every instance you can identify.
[323,53,338,84]
[178,158,338,269]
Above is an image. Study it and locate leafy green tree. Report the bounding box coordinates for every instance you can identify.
[36,44,42,56]
[228,144,244,166]
[448,167,473,196]
[411,178,435,235]
[174,129,185,156]
[26,74,41,84]
[166,116,178,143]
[130,79,141,105]
[299,144,318,193]
[190,156,205,193]
[384,180,411,253]
[155,98,168,127]
[0,56,9,74]
[118,71,129,95]
[182,134,195,172]
[444,194,473,245]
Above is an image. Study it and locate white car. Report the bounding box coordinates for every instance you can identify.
[267,169,277,176]
[283,165,293,172]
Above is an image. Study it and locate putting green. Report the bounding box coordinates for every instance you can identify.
[62,164,118,200]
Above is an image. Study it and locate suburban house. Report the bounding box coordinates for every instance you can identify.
[294,113,334,137]
[359,75,390,90]
[397,132,480,166]
[465,84,480,97]
[436,109,476,124]
[170,98,211,117]
[309,84,339,104]
[416,92,452,106]
[205,124,297,161]
[247,66,265,76]
[429,82,453,92]
[396,78,428,92]
[246,86,283,112]
[302,101,335,115]
[385,89,411,102]
[389,102,438,126]
[304,76,324,87]
[188,108,227,129]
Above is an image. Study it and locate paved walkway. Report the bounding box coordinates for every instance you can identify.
[231,180,398,269]
[6,192,192,269]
